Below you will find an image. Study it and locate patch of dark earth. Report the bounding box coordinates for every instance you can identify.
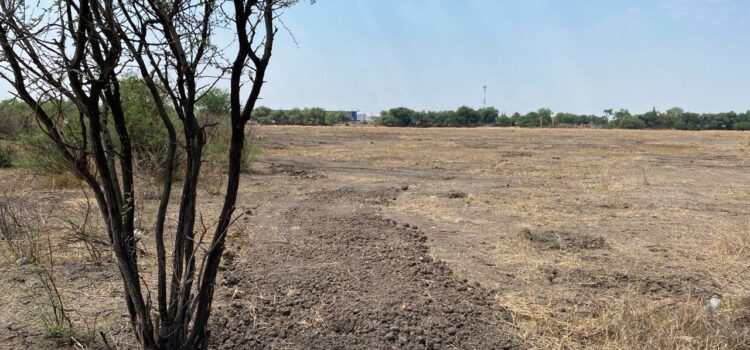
[211,185,525,350]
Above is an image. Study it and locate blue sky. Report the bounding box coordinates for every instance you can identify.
[254,0,750,115]
[2,0,749,116]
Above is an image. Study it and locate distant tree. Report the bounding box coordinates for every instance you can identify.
[665,107,685,119]
[324,111,351,125]
[270,109,289,124]
[592,115,609,125]
[537,108,553,127]
[478,107,499,124]
[682,112,703,130]
[381,107,414,127]
[251,106,273,124]
[496,114,512,127]
[614,109,631,120]
[456,106,481,126]
[510,112,522,126]
[288,108,305,125]
[618,116,646,129]
[411,111,431,127]
[516,112,540,127]
[301,107,327,125]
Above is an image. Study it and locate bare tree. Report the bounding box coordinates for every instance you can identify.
[0,0,300,348]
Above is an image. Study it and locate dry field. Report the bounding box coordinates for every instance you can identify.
[1,126,749,349]
[257,126,750,349]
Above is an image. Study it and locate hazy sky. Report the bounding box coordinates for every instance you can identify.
[256,0,750,115]
[2,0,749,116]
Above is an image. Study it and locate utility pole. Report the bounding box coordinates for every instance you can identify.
[482,85,487,109]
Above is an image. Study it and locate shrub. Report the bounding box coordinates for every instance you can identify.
[0,143,14,168]
[0,194,44,263]
[0,99,33,138]
[196,88,230,116]
[16,133,70,175]
[119,76,178,176]
[203,114,259,174]
[733,122,750,131]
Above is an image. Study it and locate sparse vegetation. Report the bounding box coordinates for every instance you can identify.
[58,191,110,266]
[0,193,44,262]
[0,142,13,168]
[34,251,74,342]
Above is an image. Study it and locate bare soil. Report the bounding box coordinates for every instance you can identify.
[1,126,749,349]
[210,174,519,349]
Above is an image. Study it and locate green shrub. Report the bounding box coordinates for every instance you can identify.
[0,99,34,139]
[733,122,750,131]
[16,133,70,174]
[118,76,178,176]
[0,143,14,168]
[197,88,230,116]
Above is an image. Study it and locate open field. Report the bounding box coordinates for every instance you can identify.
[1,126,749,349]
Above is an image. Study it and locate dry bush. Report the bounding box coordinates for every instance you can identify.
[0,192,47,262]
[32,239,74,341]
[203,114,259,174]
[35,172,84,189]
[57,191,110,265]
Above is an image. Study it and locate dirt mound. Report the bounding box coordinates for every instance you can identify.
[211,187,523,349]
[269,161,325,179]
[520,229,606,251]
[305,187,399,206]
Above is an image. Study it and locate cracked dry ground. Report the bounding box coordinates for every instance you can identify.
[211,167,523,349]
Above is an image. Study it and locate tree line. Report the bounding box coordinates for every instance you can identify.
[4,99,750,134]
[240,105,750,130]
[374,106,750,130]
[250,106,353,125]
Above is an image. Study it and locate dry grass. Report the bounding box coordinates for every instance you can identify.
[1,126,749,349]
[498,289,750,350]
[258,126,750,349]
